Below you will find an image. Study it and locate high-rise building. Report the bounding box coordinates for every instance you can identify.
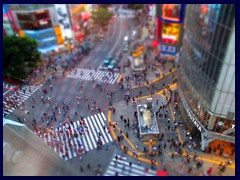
[6,4,73,53]
[68,4,92,41]
[178,4,235,150]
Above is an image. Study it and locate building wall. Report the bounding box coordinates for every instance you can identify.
[210,27,235,118]
[178,4,235,145]
[8,4,67,52]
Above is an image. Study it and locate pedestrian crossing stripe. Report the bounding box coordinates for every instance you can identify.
[41,112,113,161]
[104,154,156,176]
[3,83,15,89]
[66,68,120,84]
[3,85,42,117]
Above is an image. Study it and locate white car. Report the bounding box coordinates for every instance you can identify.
[124,36,129,44]
[132,30,137,40]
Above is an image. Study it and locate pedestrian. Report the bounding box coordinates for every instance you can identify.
[106,145,109,151]
[87,163,91,169]
[120,115,123,120]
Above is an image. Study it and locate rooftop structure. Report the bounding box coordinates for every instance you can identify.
[137,98,159,140]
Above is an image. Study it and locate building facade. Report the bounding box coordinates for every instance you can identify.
[178,4,235,150]
[155,4,185,58]
[68,4,92,41]
[6,4,73,53]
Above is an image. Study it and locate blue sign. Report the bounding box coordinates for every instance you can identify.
[3,4,8,14]
[160,45,176,54]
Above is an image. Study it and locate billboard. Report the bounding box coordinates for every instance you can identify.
[161,22,180,44]
[54,4,73,40]
[162,4,181,22]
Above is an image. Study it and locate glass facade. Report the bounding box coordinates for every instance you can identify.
[179,4,235,138]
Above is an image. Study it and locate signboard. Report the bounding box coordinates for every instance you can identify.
[162,22,180,44]
[160,45,176,54]
[179,90,202,132]
[162,4,181,22]
[54,4,73,40]
[6,8,18,33]
[54,26,64,44]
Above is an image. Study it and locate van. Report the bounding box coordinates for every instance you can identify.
[124,36,129,44]
[132,30,137,40]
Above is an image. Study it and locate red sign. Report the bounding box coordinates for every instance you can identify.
[7,10,18,33]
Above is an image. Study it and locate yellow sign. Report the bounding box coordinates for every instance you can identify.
[19,30,25,37]
[132,45,145,57]
[54,26,64,45]
[132,51,142,57]
[72,4,85,15]
[162,22,180,43]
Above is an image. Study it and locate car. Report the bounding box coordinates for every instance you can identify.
[108,60,117,69]
[123,44,129,52]
[124,36,129,44]
[132,30,137,40]
[115,53,122,61]
[104,55,113,65]
[99,34,104,41]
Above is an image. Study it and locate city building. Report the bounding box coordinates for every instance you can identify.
[177,4,235,150]
[68,4,93,41]
[3,4,16,36]
[155,4,185,59]
[6,4,74,53]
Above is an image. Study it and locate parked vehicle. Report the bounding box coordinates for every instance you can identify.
[115,53,122,62]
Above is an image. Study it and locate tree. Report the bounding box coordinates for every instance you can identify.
[98,4,111,9]
[3,35,40,81]
[128,4,145,11]
[91,8,113,29]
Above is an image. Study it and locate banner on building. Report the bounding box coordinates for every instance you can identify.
[54,4,73,40]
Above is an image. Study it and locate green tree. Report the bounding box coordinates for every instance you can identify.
[127,4,145,11]
[98,4,111,9]
[3,35,40,81]
[91,8,113,29]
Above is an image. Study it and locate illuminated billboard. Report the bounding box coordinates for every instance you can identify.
[162,4,181,22]
[54,4,73,40]
[161,22,180,44]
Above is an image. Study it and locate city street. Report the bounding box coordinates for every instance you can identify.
[3,5,235,176]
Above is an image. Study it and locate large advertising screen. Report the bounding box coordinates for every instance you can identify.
[161,22,180,44]
[54,4,73,40]
[162,4,181,21]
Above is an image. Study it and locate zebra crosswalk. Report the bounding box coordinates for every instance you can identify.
[66,68,120,84]
[3,85,42,117]
[3,83,15,90]
[104,154,156,176]
[41,112,113,161]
